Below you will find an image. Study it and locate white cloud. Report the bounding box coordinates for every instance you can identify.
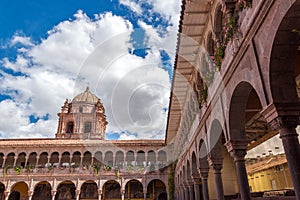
[10,35,34,47]
[0,9,174,139]
[119,0,143,15]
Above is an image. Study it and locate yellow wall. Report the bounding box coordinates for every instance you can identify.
[248,163,293,192]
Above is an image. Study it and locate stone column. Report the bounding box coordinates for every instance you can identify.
[226,140,251,200]
[13,156,17,167]
[28,190,33,200]
[25,156,29,167]
[58,155,62,167]
[183,185,189,200]
[270,116,300,199]
[208,159,225,200]
[143,188,147,200]
[199,168,209,200]
[80,155,84,167]
[121,189,125,200]
[4,191,10,200]
[91,156,95,166]
[187,183,195,200]
[51,190,57,200]
[97,189,102,200]
[75,189,80,200]
[180,186,184,200]
[35,156,39,167]
[192,177,201,200]
[2,156,6,168]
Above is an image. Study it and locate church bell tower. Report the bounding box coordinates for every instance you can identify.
[56,87,107,139]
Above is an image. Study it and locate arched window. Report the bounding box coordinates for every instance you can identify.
[79,106,83,113]
[84,122,92,133]
[66,122,74,133]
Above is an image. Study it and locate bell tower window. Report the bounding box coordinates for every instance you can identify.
[66,122,74,133]
[84,122,92,133]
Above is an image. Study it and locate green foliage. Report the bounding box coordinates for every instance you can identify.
[92,164,102,174]
[103,164,112,171]
[14,166,21,175]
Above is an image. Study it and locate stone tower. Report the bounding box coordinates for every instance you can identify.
[56,87,107,139]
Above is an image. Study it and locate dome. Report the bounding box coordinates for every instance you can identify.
[72,87,99,103]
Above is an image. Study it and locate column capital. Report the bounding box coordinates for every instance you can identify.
[224,0,237,18]
[207,157,223,171]
[51,190,57,196]
[97,189,102,195]
[261,103,300,125]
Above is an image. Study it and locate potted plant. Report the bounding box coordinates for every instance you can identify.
[92,164,101,175]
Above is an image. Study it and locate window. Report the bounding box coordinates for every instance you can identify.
[66,122,74,133]
[84,122,92,133]
[79,106,83,113]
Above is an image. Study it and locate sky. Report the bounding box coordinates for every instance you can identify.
[0,0,182,140]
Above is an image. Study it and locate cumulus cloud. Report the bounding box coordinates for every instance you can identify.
[0,9,175,139]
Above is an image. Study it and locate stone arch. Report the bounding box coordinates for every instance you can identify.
[124,179,143,199]
[102,180,121,199]
[115,151,124,166]
[136,150,145,166]
[213,3,224,42]
[38,152,48,167]
[6,152,15,167]
[16,152,26,168]
[146,179,167,200]
[27,152,37,167]
[71,151,81,167]
[229,81,262,140]
[126,150,135,166]
[94,151,103,165]
[191,151,199,178]
[55,181,76,200]
[269,1,300,103]
[147,150,156,165]
[9,182,29,200]
[157,150,167,164]
[186,160,192,182]
[0,182,5,200]
[206,31,215,56]
[32,181,52,200]
[49,152,59,165]
[80,180,98,200]
[60,151,71,166]
[82,151,92,166]
[104,151,113,166]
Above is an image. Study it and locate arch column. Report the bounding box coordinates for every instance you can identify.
[80,155,84,167]
[25,156,29,167]
[4,191,10,200]
[121,189,125,200]
[225,140,250,200]
[262,104,300,199]
[75,189,80,200]
[192,177,201,200]
[183,185,189,200]
[13,156,17,167]
[208,158,224,200]
[51,190,56,200]
[187,182,194,200]
[97,189,102,200]
[28,190,33,200]
[2,156,6,168]
[199,168,209,200]
[35,156,39,167]
[143,188,147,200]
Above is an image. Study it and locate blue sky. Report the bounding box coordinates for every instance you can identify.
[0,0,181,139]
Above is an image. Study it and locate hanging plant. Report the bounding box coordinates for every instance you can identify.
[14,166,21,175]
[92,164,101,175]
